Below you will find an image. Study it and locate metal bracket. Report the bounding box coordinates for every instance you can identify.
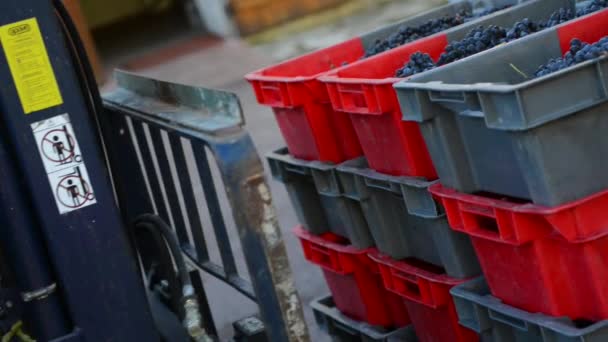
[102,71,310,342]
[22,283,57,303]
[108,70,245,135]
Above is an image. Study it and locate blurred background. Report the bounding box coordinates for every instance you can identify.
[67,0,451,340]
[72,0,455,85]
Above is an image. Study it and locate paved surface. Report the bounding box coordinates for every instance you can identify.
[97,1,445,339]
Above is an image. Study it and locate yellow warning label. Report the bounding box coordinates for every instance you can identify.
[0,18,63,114]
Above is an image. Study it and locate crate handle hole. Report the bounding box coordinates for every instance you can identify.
[404,281,421,297]
[365,177,395,192]
[429,90,466,103]
[285,165,310,175]
[573,319,595,329]
[488,310,527,331]
[332,320,358,336]
[309,245,332,268]
[263,88,282,103]
[394,270,422,299]
[474,215,500,235]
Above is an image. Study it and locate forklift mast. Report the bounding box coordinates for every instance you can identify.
[0,1,308,341]
[0,0,159,340]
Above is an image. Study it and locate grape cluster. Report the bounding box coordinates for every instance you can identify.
[365,12,468,57]
[544,8,575,28]
[577,0,608,17]
[395,52,436,77]
[504,18,541,42]
[364,6,513,58]
[394,25,508,77]
[438,25,507,65]
[535,37,608,77]
[394,3,608,78]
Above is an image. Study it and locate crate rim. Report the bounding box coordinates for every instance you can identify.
[394,44,608,94]
[293,225,370,255]
[450,277,608,336]
[430,182,608,217]
[368,250,470,286]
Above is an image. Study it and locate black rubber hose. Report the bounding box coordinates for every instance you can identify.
[134,214,192,291]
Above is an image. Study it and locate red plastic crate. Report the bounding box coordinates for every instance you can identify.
[245,1,478,164]
[430,184,608,321]
[556,9,608,56]
[293,226,410,328]
[321,35,445,177]
[246,39,364,163]
[370,251,478,342]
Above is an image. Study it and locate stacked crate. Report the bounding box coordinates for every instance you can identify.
[252,1,495,340]
[248,0,608,341]
[393,3,608,342]
[312,1,582,340]
[252,3,487,337]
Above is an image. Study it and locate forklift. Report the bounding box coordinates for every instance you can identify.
[0,1,308,341]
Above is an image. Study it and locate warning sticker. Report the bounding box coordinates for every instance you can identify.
[0,18,63,114]
[32,114,96,214]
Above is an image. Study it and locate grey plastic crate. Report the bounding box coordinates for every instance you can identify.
[267,148,374,248]
[336,159,480,279]
[451,277,608,342]
[312,296,418,342]
[395,9,608,206]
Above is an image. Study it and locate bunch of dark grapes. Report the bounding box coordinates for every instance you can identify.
[543,8,575,28]
[364,5,514,58]
[577,0,608,17]
[395,25,509,77]
[393,3,608,78]
[395,52,436,77]
[437,25,507,66]
[365,11,469,57]
[364,6,518,58]
[418,13,467,36]
[503,18,541,42]
[366,27,419,57]
[535,37,608,77]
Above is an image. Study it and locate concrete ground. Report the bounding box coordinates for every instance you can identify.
[96,1,444,339]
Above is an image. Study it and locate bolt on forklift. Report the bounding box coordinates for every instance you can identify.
[0,1,309,341]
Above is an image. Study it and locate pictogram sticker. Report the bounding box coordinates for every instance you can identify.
[32,114,96,214]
